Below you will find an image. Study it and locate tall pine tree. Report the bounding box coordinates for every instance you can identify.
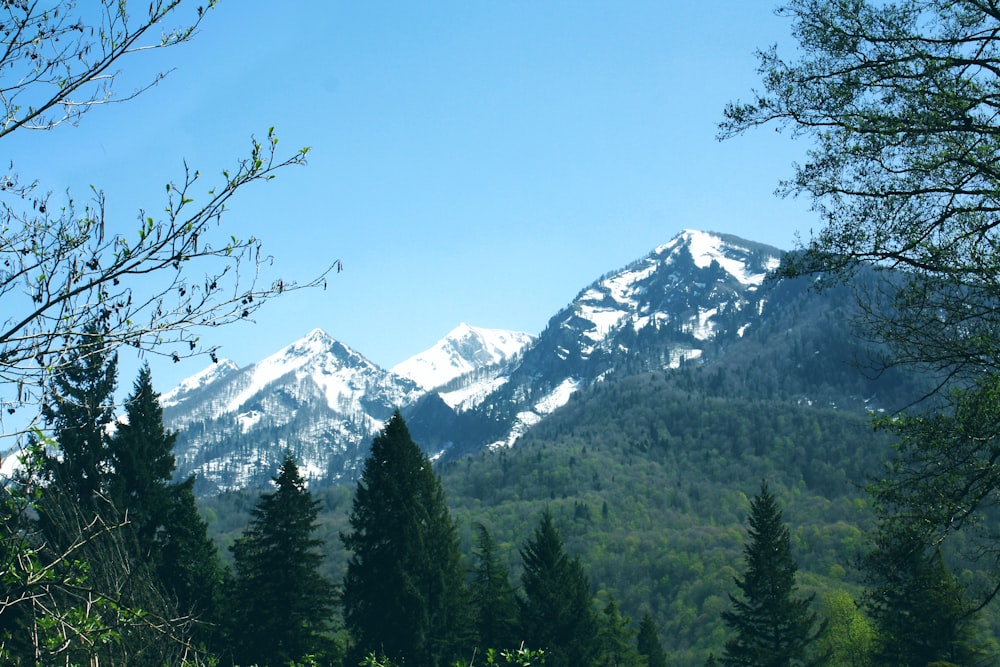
[106,363,175,541]
[471,522,519,651]
[40,325,118,503]
[107,364,222,646]
[342,411,471,667]
[636,611,668,667]
[595,597,644,667]
[864,526,987,666]
[518,509,599,667]
[228,454,336,666]
[721,481,822,667]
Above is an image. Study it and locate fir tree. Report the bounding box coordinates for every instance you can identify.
[721,481,822,667]
[864,527,988,666]
[228,454,335,666]
[107,364,222,641]
[637,611,668,667]
[595,597,644,667]
[518,509,599,667]
[106,363,175,541]
[471,522,520,650]
[40,325,118,503]
[342,411,471,667]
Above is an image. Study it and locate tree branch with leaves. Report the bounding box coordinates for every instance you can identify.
[0,0,338,434]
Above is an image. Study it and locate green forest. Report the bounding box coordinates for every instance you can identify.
[8,1,1000,666]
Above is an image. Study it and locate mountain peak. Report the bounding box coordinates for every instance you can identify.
[392,324,535,390]
[656,229,780,286]
[161,358,240,407]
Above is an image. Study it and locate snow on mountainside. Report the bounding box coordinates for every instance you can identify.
[470,229,784,451]
[391,323,534,390]
[163,229,788,494]
[164,328,425,494]
[161,359,239,408]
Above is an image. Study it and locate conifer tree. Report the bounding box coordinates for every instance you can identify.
[721,481,822,667]
[518,509,599,667]
[106,364,222,643]
[228,454,335,666]
[106,363,175,541]
[596,597,644,667]
[471,522,520,650]
[637,611,668,667]
[342,411,471,667]
[863,526,988,667]
[40,325,118,503]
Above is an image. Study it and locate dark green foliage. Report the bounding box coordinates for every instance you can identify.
[40,326,118,503]
[108,364,223,649]
[342,411,471,667]
[596,597,644,667]
[518,509,599,667]
[721,482,821,667]
[637,611,668,667]
[158,477,223,642]
[869,375,1000,609]
[106,363,176,542]
[471,523,520,651]
[864,526,989,667]
[227,454,335,666]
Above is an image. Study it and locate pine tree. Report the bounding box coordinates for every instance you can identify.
[342,411,471,667]
[637,611,668,667]
[106,363,175,542]
[158,476,223,647]
[40,325,118,503]
[721,481,822,667]
[471,522,520,650]
[518,509,599,667]
[107,364,222,642]
[228,454,335,666]
[864,527,988,667]
[595,597,644,667]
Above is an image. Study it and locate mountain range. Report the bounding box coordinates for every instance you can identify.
[162,229,906,496]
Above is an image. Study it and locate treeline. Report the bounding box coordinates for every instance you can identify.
[0,330,672,666]
[6,326,999,665]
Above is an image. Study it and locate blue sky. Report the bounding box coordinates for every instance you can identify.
[11,2,814,393]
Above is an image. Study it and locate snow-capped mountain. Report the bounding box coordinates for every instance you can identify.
[390,323,534,391]
[164,326,530,494]
[165,229,787,494]
[164,329,427,494]
[463,229,783,450]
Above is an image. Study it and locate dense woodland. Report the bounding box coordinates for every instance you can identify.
[9,0,1000,665]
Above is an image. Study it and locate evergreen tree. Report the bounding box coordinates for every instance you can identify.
[158,476,224,648]
[471,522,520,651]
[40,325,118,503]
[518,509,599,667]
[721,481,822,667]
[106,363,175,542]
[107,364,222,645]
[595,597,644,667]
[228,454,335,666]
[342,411,470,667]
[637,611,668,667]
[864,527,988,667]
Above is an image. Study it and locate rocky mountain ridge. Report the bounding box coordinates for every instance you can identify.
[163,230,812,495]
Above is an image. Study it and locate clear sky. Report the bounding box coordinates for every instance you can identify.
[9,2,816,394]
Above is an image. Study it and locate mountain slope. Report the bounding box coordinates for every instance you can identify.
[390,323,534,393]
[164,329,425,494]
[452,230,784,451]
[165,229,917,495]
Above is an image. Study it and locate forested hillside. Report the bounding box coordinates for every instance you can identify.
[197,270,980,665]
[201,361,982,665]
